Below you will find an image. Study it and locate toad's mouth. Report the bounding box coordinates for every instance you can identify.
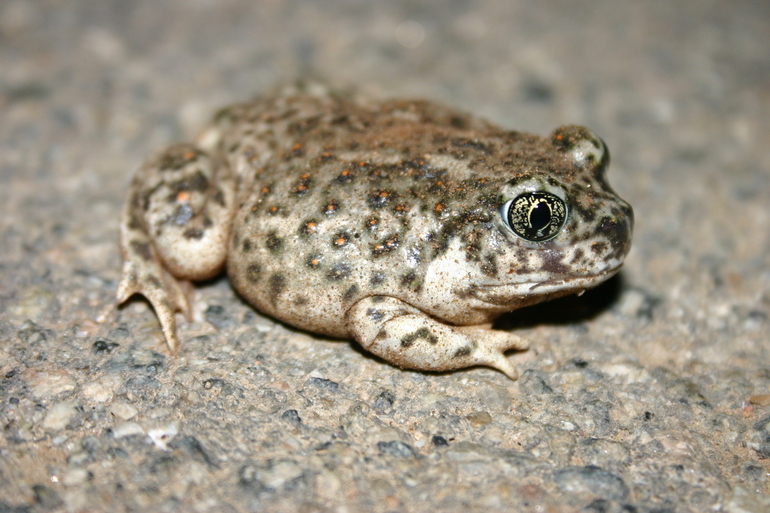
[469,267,621,307]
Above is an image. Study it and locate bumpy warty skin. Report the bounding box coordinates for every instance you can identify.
[118,86,633,379]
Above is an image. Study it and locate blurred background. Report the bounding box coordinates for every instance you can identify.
[1,1,769,512]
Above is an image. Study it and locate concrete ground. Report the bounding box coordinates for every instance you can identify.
[1,1,769,512]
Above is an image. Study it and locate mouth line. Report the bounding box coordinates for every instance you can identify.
[476,266,621,293]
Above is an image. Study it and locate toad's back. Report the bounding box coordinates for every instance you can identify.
[215,93,582,338]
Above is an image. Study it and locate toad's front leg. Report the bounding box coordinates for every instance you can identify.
[117,143,236,352]
[346,296,529,379]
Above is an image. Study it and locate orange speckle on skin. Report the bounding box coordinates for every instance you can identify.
[268,206,279,214]
[300,173,310,179]
[176,191,190,202]
[260,186,270,194]
[434,203,444,212]
[335,237,347,246]
[183,151,196,160]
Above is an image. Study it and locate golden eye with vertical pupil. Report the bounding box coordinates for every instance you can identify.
[503,192,567,242]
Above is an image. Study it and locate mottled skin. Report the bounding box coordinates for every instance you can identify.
[118,86,633,379]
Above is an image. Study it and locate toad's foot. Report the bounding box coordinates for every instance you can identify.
[117,143,235,352]
[117,252,192,353]
[346,296,529,380]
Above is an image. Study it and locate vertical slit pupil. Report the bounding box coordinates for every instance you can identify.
[529,200,552,231]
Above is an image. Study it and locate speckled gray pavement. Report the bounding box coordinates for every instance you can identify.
[1,1,769,512]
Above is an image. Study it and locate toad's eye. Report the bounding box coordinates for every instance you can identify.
[503,191,567,242]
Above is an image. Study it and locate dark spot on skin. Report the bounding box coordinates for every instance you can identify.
[130,189,143,210]
[131,241,153,261]
[331,114,349,125]
[170,204,193,225]
[327,263,352,281]
[540,249,569,274]
[480,254,497,277]
[392,203,409,216]
[300,219,319,236]
[453,346,472,358]
[332,232,351,249]
[242,239,252,253]
[374,329,388,342]
[148,275,162,289]
[212,189,226,206]
[365,217,380,232]
[450,116,469,129]
[571,248,584,264]
[128,215,142,230]
[323,200,340,216]
[371,295,386,303]
[159,146,201,170]
[367,308,384,322]
[372,234,400,257]
[370,273,385,286]
[331,169,354,185]
[343,285,359,302]
[184,228,204,240]
[306,254,323,269]
[294,296,309,306]
[289,142,305,158]
[572,202,597,223]
[400,271,421,291]
[600,214,632,259]
[292,173,313,196]
[450,138,492,154]
[269,274,286,302]
[591,242,608,255]
[266,232,283,253]
[246,263,261,283]
[401,327,438,348]
[180,170,209,193]
[287,115,321,136]
[367,190,393,209]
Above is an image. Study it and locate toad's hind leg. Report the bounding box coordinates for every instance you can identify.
[117,143,236,352]
[346,296,529,380]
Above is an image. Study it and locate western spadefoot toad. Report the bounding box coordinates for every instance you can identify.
[118,85,633,379]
